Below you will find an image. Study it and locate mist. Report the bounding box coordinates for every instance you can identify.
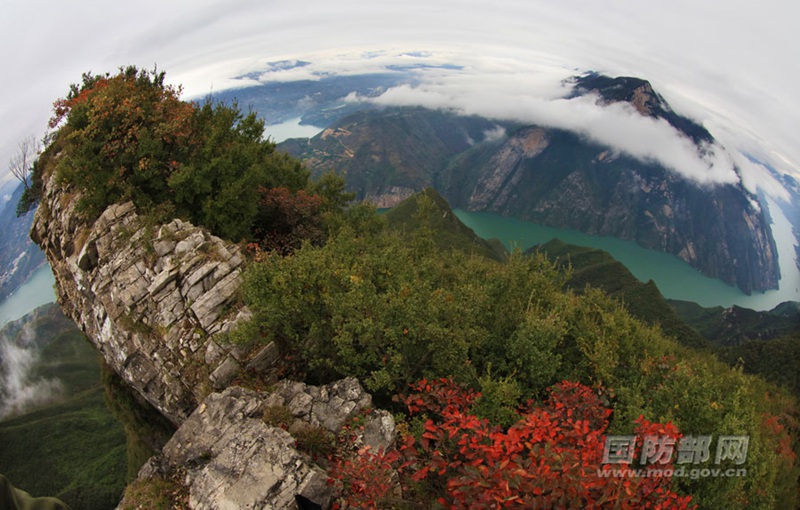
[0,320,63,420]
[353,79,741,186]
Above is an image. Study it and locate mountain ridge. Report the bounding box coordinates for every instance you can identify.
[278,78,780,294]
[18,66,800,508]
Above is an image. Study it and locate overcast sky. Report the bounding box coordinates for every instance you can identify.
[1,0,798,197]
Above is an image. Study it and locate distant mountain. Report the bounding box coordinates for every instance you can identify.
[280,85,779,294]
[669,299,800,346]
[568,73,714,144]
[280,107,503,206]
[211,73,411,128]
[775,172,800,271]
[0,183,45,301]
[0,179,20,213]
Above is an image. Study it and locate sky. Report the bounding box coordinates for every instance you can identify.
[1,0,798,199]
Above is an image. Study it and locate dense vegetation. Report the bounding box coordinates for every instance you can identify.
[718,333,800,398]
[535,241,800,406]
[234,191,799,508]
[670,299,800,346]
[532,239,710,350]
[532,239,800,405]
[24,67,800,508]
[22,66,350,248]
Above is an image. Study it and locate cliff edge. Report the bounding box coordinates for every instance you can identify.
[30,174,254,425]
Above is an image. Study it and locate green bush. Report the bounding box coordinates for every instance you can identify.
[234,207,799,508]
[35,66,349,247]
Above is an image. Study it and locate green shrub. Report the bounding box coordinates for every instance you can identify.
[235,211,799,508]
[37,66,351,247]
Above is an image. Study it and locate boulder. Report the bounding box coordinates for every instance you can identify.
[121,379,395,510]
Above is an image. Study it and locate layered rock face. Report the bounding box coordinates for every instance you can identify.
[123,379,395,510]
[30,178,252,425]
[454,127,780,294]
[31,173,398,509]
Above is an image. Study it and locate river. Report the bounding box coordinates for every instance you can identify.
[455,198,800,311]
[2,198,795,319]
[0,264,56,327]
[264,117,324,143]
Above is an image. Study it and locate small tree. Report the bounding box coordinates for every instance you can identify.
[8,135,39,191]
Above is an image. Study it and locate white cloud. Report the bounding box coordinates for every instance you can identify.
[351,80,740,185]
[0,323,63,419]
[0,0,797,195]
[483,126,507,143]
[735,152,791,202]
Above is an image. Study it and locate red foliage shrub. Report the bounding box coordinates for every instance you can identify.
[329,378,695,509]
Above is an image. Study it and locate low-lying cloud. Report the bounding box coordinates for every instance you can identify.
[234,49,782,192]
[0,322,63,420]
[353,79,741,186]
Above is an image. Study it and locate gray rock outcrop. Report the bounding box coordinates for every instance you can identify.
[30,162,399,510]
[30,178,254,424]
[121,378,395,510]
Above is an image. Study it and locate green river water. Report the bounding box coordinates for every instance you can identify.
[454,203,800,311]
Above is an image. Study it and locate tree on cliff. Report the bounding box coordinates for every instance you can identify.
[11,135,44,217]
[24,65,348,247]
[8,135,39,192]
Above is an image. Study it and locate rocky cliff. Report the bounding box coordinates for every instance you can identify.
[120,379,395,510]
[30,163,396,509]
[449,126,779,294]
[30,173,256,424]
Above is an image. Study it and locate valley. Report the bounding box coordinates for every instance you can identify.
[454,207,799,310]
[0,66,797,508]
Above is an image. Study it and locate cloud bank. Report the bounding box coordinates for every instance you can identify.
[347,76,740,185]
[212,49,787,193]
[0,0,797,199]
[0,322,63,419]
